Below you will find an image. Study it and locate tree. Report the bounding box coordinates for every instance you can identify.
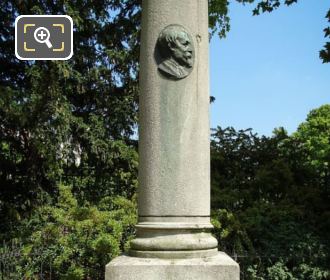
[210,106,330,279]
[0,2,141,278]
[0,0,140,238]
[292,104,330,177]
[290,105,330,239]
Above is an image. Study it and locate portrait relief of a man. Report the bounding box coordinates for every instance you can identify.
[157,24,194,80]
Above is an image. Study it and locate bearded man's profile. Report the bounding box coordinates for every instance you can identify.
[157,24,194,80]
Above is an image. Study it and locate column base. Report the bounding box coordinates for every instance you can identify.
[129,221,218,258]
[105,252,240,280]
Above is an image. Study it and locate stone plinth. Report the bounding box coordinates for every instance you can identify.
[106,252,239,280]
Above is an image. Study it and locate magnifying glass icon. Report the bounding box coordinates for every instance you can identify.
[34,27,52,48]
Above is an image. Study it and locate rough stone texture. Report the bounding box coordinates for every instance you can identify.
[105,252,240,280]
[129,0,218,258]
[138,0,210,218]
[129,223,218,257]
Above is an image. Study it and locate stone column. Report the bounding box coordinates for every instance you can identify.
[129,0,217,258]
[106,0,239,279]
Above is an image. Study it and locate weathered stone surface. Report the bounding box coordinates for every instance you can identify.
[105,252,240,280]
[105,0,239,278]
[130,0,218,258]
[138,0,210,218]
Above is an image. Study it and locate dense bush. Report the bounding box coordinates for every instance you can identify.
[1,185,136,279]
[210,105,330,279]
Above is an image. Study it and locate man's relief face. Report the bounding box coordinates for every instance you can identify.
[157,25,194,79]
[170,32,193,68]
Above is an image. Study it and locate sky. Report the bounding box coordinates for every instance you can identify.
[210,0,330,136]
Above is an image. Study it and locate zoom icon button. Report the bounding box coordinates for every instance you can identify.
[15,15,73,60]
[34,27,53,48]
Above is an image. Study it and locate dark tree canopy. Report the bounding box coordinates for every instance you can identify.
[210,106,330,278]
[0,0,141,236]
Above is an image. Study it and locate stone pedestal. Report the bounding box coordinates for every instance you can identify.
[106,252,239,280]
[105,0,239,279]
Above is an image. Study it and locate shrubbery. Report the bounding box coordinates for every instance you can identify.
[210,105,330,279]
[1,185,136,279]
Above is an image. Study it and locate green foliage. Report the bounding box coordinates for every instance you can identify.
[266,261,295,280]
[293,104,330,174]
[10,184,137,279]
[211,105,330,279]
[209,0,231,38]
[211,208,254,254]
[0,0,139,239]
[248,0,298,15]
